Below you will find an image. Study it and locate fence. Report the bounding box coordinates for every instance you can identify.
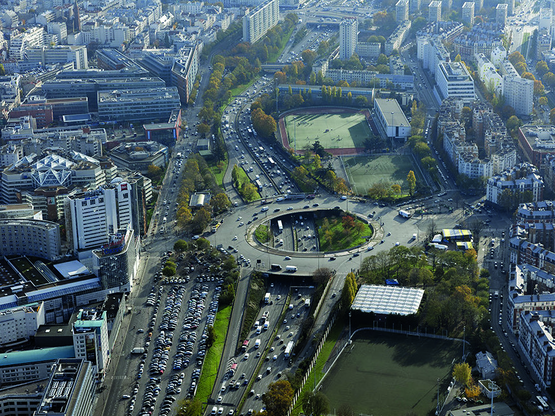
[286,314,336,416]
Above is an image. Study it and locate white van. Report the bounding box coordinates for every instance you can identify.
[285,266,297,272]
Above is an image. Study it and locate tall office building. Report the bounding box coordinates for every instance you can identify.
[506,0,515,15]
[428,1,442,22]
[339,17,358,60]
[409,0,420,13]
[496,3,508,26]
[242,0,279,44]
[396,0,409,22]
[474,0,483,11]
[462,2,475,26]
[72,308,110,374]
[503,75,534,116]
[65,179,133,252]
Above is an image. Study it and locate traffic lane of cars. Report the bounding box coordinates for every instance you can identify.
[241,293,311,413]
[215,285,289,411]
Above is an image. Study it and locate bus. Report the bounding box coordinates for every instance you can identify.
[537,396,549,411]
[255,180,263,192]
[277,220,283,232]
[284,341,294,358]
[241,339,250,352]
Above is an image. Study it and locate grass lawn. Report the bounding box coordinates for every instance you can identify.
[255,224,270,243]
[196,306,232,403]
[291,321,344,416]
[320,332,460,416]
[315,215,372,252]
[521,32,530,59]
[208,157,227,188]
[284,112,370,151]
[233,165,261,202]
[343,154,419,195]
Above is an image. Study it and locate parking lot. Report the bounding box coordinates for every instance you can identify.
[121,251,226,416]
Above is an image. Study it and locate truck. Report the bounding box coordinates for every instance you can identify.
[284,341,294,359]
[263,321,269,331]
[131,347,145,354]
[241,339,250,352]
[264,293,271,304]
[398,210,412,219]
[254,339,261,349]
[285,266,297,273]
[271,264,282,271]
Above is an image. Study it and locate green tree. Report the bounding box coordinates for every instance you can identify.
[550,108,555,124]
[197,122,211,136]
[176,399,202,416]
[534,79,545,96]
[421,156,437,172]
[453,363,471,386]
[162,264,176,276]
[147,164,163,180]
[177,206,193,228]
[301,391,330,416]
[407,170,416,197]
[206,325,216,349]
[377,53,389,65]
[506,115,522,134]
[0,63,5,76]
[536,60,549,77]
[211,193,231,212]
[195,237,211,250]
[191,207,211,234]
[262,381,294,416]
[174,240,188,252]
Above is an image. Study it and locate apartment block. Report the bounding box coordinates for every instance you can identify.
[462,2,474,26]
[435,61,475,103]
[396,0,409,23]
[428,1,442,22]
[486,163,544,205]
[242,0,279,45]
[339,17,358,60]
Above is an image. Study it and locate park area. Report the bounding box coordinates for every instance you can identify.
[320,332,460,416]
[282,109,371,152]
[343,154,419,195]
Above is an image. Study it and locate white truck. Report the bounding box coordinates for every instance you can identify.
[285,266,297,272]
[254,339,261,349]
[264,293,271,304]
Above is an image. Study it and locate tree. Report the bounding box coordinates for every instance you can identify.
[191,207,211,234]
[301,49,317,66]
[407,171,416,197]
[176,399,202,416]
[177,206,193,228]
[212,193,231,212]
[551,108,555,124]
[536,60,549,77]
[301,391,330,416]
[539,96,548,106]
[421,156,437,172]
[197,122,211,136]
[0,63,5,76]
[506,115,522,134]
[163,264,176,276]
[391,184,401,195]
[544,72,555,88]
[196,237,211,250]
[147,164,163,180]
[206,325,216,349]
[262,381,294,416]
[508,51,525,66]
[340,272,357,310]
[337,404,354,416]
[534,79,545,96]
[174,240,188,252]
[521,72,535,80]
[453,363,471,386]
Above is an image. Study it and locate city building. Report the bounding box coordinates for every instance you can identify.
[385,21,411,55]
[539,8,552,32]
[0,345,74,386]
[0,303,45,347]
[25,46,88,70]
[451,23,504,62]
[0,219,61,260]
[65,179,134,253]
[72,308,109,374]
[409,0,420,13]
[374,98,411,140]
[396,0,409,23]
[462,2,474,27]
[339,17,358,60]
[428,1,442,23]
[506,0,515,15]
[476,53,503,95]
[242,0,279,45]
[486,163,544,206]
[518,125,555,168]
[143,109,182,146]
[108,141,168,174]
[9,27,45,61]
[0,144,23,168]
[34,358,96,416]
[97,87,180,122]
[537,29,552,60]
[503,75,534,116]
[496,3,508,27]
[0,204,42,220]
[92,225,138,293]
[170,45,200,105]
[435,61,475,103]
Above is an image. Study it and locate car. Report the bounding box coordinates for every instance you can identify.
[233,236,238,241]
[312,203,319,207]
[287,207,293,211]
[284,256,291,260]
[243,353,250,360]
[394,242,400,246]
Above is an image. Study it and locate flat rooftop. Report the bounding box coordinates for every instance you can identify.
[520,125,555,151]
[375,98,410,128]
[351,285,424,315]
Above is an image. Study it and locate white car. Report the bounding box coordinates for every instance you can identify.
[233,236,238,241]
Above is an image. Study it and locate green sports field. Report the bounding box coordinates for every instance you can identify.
[284,112,370,150]
[320,332,459,416]
[343,154,418,195]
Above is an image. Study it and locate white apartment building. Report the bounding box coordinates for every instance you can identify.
[0,144,22,167]
[462,2,474,26]
[410,0,420,13]
[47,21,67,43]
[503,75,534,116]
[540,8,552,32]
[418,36,449,74]
[428,1,442,22]
[476,53,503,95]
[458,154,493,179]
[0,303,45,347]
[9,27,45,60]
[25,45,88,69]
[435,61,475,103]
[496,3,508,26]
[242,0,279,45]
[490,45,507,68]
[396,0,409,22]
[385,21,411,55]
[339,17,358,60]
[65,180,133,252]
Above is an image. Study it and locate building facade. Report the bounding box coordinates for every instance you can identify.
[339,17,358,60]
[242,0,279,45]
